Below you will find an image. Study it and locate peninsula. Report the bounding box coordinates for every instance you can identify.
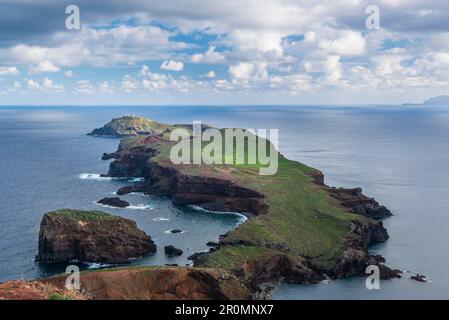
[0,115,402,300]
[96,116,399,291]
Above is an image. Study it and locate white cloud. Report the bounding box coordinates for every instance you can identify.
[64,70,74,78]
[99,81,114,94]
[206,71,216,78]
[191,46,225,64]
[319,31,366,56]
[139,64,151,76]
[325,55,342,81]
[121,74,139,92]
[24,77,63,92]
[42,77,64,91]
[222,30,284,63]
[160,60,184,71]
[0,66,19,76]
[74,80,95,94]
[42,77,53,88]
[30,61,60,73]
[4,25,189,69]
[27,79,40,89]
[229,62,267,80]
[229,62,254,79]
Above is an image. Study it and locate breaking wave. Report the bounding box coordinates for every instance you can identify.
[78,173,144,182]
[78,173,114,181]
[127,204,153,210]
[153,217,170,221]
[189,205,248,225]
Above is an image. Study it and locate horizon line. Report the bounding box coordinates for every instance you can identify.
[0,103,423,107]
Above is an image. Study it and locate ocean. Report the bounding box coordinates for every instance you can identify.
[1,105,448,299]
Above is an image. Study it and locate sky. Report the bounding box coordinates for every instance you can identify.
[0,0,449,105]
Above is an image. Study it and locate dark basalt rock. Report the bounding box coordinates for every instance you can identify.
[101,152,116,160]
[326,187,393,219]
[36,210,156,264]
[97,197,130,208]
[164,245,183,256]
[206,242,219,247]
[170,229,183,234]
[354,203,392,220]
[108,146,158,178]
[188,252,208,264]
[411,274,427,282]
[366,255,402,280]
[116,184,146,195]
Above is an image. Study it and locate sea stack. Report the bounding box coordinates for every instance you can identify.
[36,209,156,264]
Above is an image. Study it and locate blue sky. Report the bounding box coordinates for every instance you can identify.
[0,0,449,105]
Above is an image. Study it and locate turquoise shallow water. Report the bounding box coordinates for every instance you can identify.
[1,105,449,299]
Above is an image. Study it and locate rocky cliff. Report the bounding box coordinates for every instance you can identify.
[36,209,156,264]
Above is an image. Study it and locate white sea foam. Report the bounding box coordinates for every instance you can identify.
[95,201,152,210]
[127,204,153,210]
[153,217,170,221]
[94,201,119,209]
[189,205,248,225]
[78,173,114,181]
[78,173,144,182]
[85,262,113,269]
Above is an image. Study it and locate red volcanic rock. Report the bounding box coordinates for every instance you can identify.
[42,267,251,300]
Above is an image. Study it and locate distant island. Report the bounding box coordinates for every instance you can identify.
[403,95,449,106]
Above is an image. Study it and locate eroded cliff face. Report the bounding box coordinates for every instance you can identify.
[108,145,159,177]
[42,267,251,300]
[0,267,250,300]
[145,161,268,216]
[36,210,156,264]
[108,150,269,216]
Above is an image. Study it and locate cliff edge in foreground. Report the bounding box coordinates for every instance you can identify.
[0,267,249,300]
